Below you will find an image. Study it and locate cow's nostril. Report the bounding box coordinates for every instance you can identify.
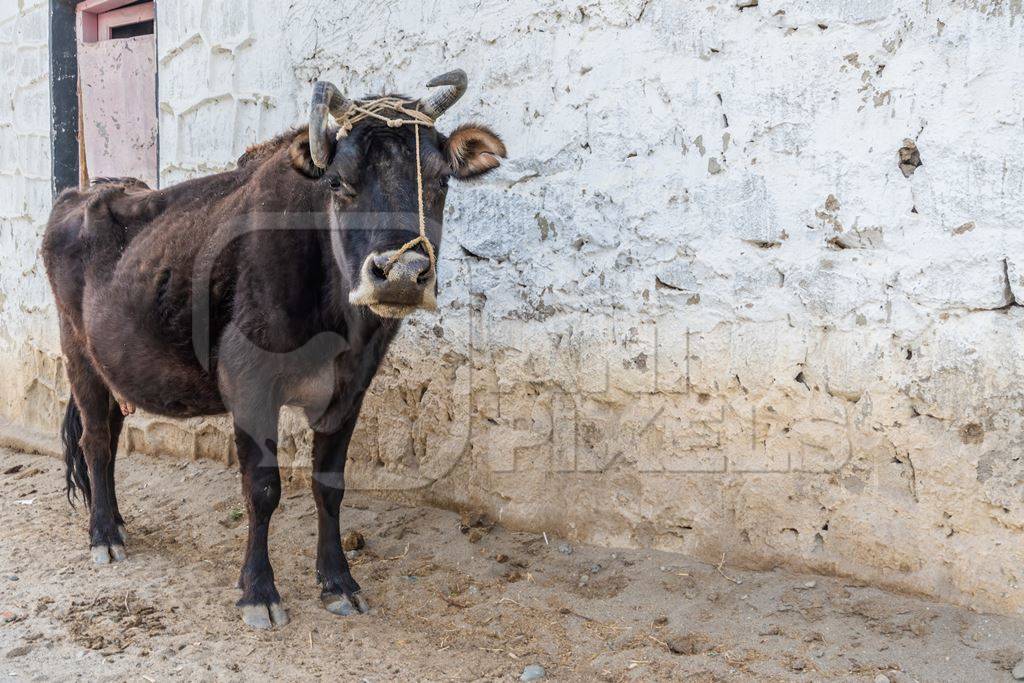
[370,260,388,282]
[416,266,433,285]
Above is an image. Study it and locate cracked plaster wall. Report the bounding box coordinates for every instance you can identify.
[1,0,1022,615]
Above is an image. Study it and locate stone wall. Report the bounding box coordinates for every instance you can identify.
[2,0,1022,616]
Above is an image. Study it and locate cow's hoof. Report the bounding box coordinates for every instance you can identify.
[240,602,288,629]
[322,591,369,616]
[91,544,127,564]
[117,525,127,542]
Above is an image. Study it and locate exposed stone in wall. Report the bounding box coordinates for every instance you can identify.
[1009,258,1024,306]
[1,0,1023,617]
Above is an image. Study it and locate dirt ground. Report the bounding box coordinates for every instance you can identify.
[0,447,1021,682]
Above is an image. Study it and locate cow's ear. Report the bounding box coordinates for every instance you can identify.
[289,130,327,178]
[445,124,506,179]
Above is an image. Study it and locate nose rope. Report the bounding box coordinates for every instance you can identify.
[334,97,436,274]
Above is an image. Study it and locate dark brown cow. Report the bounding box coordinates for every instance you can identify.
[41,70,505,629]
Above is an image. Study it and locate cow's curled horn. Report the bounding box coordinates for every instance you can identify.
[309,81,353,169]
[419,69,468,119]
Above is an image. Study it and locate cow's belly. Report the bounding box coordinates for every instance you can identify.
[82,280,226,418]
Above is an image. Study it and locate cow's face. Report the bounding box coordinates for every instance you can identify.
[290,75,505,319]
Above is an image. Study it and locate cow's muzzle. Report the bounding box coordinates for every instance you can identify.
[348,250,437,318]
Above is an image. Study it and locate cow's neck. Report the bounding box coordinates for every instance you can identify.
[316,225,401,356]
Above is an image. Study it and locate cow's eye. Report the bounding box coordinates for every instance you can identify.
[328,177,357,198]
[437,176,449,190]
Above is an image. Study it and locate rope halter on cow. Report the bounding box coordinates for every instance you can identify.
[307,70,468,274]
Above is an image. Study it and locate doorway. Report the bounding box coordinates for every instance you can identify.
[75,0,158,188]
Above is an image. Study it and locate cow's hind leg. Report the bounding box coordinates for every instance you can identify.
[62,348,125,564]
[107,406,127,540]
[311,422,368,616]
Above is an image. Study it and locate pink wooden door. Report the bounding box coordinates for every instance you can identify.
[77,1,157,188]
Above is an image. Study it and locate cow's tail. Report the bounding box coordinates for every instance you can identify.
[62,395,91,507]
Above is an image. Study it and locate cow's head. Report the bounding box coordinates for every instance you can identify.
[289,70,505,319]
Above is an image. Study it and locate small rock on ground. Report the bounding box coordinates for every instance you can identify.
[666,634,709,656]
[520,664,545,681]
[874,674,891,683]
[1013,658,1024,680]
[459,511,491,531]
[341,530,365,551]
[557,543,572,555]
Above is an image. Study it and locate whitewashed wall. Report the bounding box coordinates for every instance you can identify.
[2,0,1023,616]
[0,0,64,432]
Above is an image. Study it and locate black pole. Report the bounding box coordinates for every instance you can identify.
[153,0,159,188]
[48,0,79,198]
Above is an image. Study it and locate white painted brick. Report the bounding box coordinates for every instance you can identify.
[175,97,237,167]
[14,3,46,45]
[15,44,46,84]
[0,125,17,169]
[12,81,47,134]
[158,5,203,61]
[0,2,21,26]
[759,0,896,26]
[158,39,211,111]
[900,256,1012,311]
[16,133,48,178]
[200,0,252,48]
[0,173,25,217]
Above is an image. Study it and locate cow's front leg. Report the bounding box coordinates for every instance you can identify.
[311,420,368,616]
[234,418,289,629]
